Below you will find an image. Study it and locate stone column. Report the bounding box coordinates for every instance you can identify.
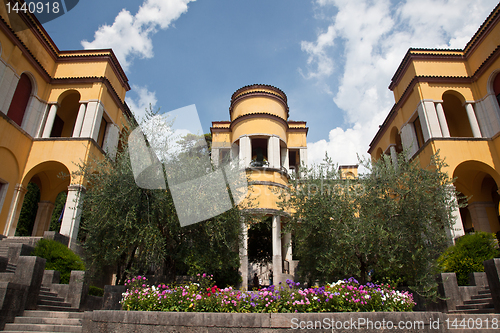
[389,144,398,168]
[446,186,465,244]
[0,67,19,113]
[36,104,51,138]
[268,136,280,169]
[239,136,251,169]
[422,100,443,138]
[299,148,308,178]
[4,184,28,236]
[468,201,493,232]
[435,102,450,137]
[282,232,292,275]
[400,123,419,158]
[272,215,282,285]
[80,101,104,141]
[102,123,120,160]
[239,218,248,290]
[31,201,56,237]
[281,147,289,172]
[42,104,58,138]
[72,103,87,137]
[417,103,431,142]
[476,94,500,137]
[465,103,482,138]
[59,185,85,248]
[299,148,308,167]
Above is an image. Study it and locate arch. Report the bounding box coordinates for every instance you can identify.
[491,71,500,108]
[16,161,71,236]
[389,126,403,154]
[374,147,383,161]
[22,161,71,202]
[442,90,473,138]
[7,73,33,127]
[51,90,81,138]
[453,160,500,233]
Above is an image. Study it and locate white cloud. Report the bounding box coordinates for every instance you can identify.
[304,0,498,168]
[81,0,195,70]
[126,85,158,121]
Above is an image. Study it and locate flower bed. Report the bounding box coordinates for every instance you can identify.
[121,274,415,313]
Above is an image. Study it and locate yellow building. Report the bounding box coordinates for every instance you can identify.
[0,6,131,248]
[211,84,308,288]
[369,3,500,238]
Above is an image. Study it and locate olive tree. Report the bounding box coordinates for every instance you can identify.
[280,152,457,296]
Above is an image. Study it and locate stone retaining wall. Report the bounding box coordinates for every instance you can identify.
[82,311,500,332]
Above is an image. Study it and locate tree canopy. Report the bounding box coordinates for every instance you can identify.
[76,110,242,286]
[279,152,458,296]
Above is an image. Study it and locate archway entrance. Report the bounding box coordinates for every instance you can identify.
[454,161,500,233]
[248,216,272,288]
[13,161,71,237]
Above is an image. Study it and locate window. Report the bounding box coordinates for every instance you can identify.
[494,73,500,107]
[251,138,268,167]
[7,73,32,127]
[413,116,425,149]
[97,117,107,147]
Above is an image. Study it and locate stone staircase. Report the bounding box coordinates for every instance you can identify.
[449,288,495,314]
[2,287,82,332]
[36,286,78,312]
[0,237,42,248]
[1,311,83,333]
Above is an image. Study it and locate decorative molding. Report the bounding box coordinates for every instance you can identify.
[230,84,289,117]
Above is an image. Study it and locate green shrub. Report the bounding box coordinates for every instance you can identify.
[438,232,499,285]
[88,285,104,297]
[32,239,85,284]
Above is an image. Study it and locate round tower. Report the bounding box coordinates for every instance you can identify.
[211,84,308,289]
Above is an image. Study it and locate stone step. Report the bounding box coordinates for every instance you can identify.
[21,311,84,319]
[37,299,72,308]
[449,307,496,314]
[465,297,493,305]
[3,323,82,332]
[35,305,79,312]
[6,263,16,273]
[456,302,494,310]
[13,317,82,326]
[0,272,15,281]
[472,293,493,300]
[38,289,59,297]
[38,294,66,303]
[478,289,492,295]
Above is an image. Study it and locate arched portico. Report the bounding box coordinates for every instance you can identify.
[453,160,500,233]
[10,161,71,237]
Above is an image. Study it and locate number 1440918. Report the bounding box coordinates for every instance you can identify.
[6,2,60,14]
[446,317,499,329]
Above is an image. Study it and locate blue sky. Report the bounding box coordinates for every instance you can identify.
[42,0,498,166]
